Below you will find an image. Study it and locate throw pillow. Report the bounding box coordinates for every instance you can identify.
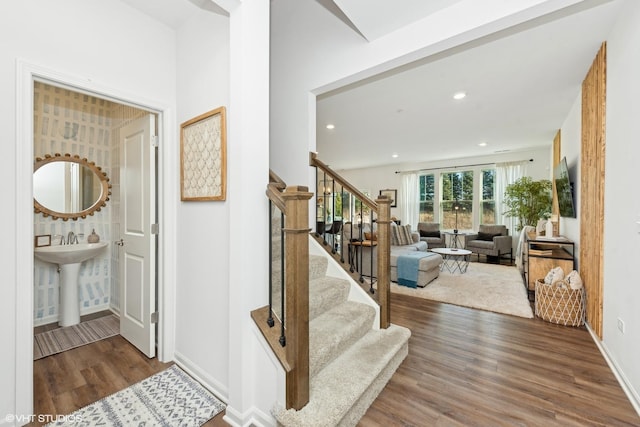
[419,230,441,238]
[565,270,583,289]
[390,223,401,246]
[477,231,499,241]
[398,224,413,245]
[544,266,565,284]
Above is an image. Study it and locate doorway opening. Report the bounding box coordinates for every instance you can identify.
[32,80,158,354]
[16,60,176,418]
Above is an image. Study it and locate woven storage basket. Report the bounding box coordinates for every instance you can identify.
[535,279,585,326]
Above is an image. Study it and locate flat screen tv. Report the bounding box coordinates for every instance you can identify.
[554,157,576,218]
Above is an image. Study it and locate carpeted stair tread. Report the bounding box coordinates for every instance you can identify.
[273,255,327,279]
[271,239,283,262]
[275,324,411,427]
[309,255,328,280]
[309,276,350,320]
[271,256,340,322]
[271,255,327,286]
[271,211,283,237]
[309,301,375,378]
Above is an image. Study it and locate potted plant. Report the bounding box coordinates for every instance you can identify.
[502,176,552,231]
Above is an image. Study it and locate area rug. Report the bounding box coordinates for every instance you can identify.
[34,314,119,360]
[389,262,534,318]
[46,365,226,426]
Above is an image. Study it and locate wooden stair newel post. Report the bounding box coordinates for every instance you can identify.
[376,196,391,329]
[282,186,313,410]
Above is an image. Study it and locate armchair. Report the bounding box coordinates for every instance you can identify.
[417,222,446,249]
[464,224,512,262]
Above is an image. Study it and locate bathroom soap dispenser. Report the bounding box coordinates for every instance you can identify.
[87,229,100,243]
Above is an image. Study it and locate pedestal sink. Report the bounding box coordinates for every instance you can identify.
[34,242,108,326]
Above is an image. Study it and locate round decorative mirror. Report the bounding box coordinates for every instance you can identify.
[33,153,111,221]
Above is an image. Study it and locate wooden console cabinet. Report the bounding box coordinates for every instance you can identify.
[524,237,575,300]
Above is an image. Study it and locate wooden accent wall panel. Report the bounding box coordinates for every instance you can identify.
[580,42,606,338]
[552,130,561,234]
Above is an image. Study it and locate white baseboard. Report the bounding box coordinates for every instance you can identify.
[176,335,277,427]
[34,303,112,327]
[586,324,640,416]
[109,304,120,316]
[174,351,229,404]
[34,314,58,327]
[224,404,275,427]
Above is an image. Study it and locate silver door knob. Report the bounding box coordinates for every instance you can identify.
[115,239,124,246]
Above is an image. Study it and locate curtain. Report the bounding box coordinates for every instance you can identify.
[400,173,419,228]
[495,160,528,236]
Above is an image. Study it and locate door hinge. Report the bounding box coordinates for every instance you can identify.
[151,223,159,235]
[151,312,159,324]
[152,135,159,147]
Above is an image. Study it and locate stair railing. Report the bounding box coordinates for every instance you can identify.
[252,170,312,410]
[310,152,391,329]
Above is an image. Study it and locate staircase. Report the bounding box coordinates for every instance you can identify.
[260,170,409,425]
[272,249,411,426]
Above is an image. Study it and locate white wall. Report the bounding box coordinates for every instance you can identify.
[559,92,582,258]
[4,0,274,423]
[269,0,592,187]
[224,1,275,425]
[174,9,232,401]
[601,0,640,409]
[2,0,177,421]
[338,147,551,224]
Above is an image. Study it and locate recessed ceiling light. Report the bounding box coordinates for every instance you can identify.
[453,91,466,100]
[478,142,488,147]
[326,124,335,130]
[392,153,398,158]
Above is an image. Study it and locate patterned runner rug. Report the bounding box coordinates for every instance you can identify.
[46,365,225,426]
[34,314,119,360]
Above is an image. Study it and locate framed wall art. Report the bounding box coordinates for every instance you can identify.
[180,106,227,201]
[379,189,397,207]
[34,234,51,248]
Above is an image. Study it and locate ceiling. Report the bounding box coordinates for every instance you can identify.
[330,0,464,41]
[117,0,226,29]
[116,0,622,171]
[317,0,622,170]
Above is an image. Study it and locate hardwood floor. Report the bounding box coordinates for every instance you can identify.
[31,297,638,427]
[360,293,640,426]
[30,330,227,426]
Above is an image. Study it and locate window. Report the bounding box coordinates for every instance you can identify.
[419,174,434,222]
[353,189,372,224]
[481,169,496,224]
[417,166,497,230]
[441,171,473,230]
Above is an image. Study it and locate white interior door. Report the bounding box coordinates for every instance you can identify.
[119,114,157,358]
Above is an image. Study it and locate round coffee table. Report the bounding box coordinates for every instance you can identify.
[431,248,471,274]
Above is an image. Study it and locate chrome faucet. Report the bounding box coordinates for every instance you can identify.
[66,231,78,245]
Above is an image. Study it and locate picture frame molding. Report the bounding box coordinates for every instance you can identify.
[379,189,397,207]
